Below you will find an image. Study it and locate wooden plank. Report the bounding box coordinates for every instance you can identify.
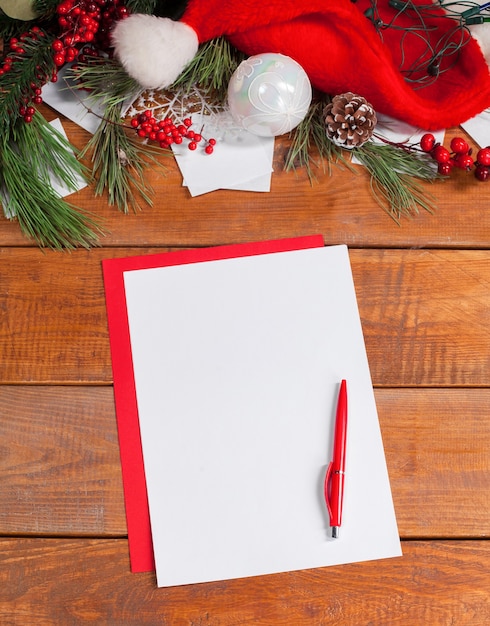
[0,386,124,536]
[1,386,488,538]
[0,538,488,625]
[1,118,489,249]
[378,388,490,537]
[352,248,490,386]
[1,248,489,386]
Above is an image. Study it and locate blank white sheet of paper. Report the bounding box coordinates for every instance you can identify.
[123,244,401,587]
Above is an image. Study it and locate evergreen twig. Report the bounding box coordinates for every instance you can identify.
[125,0,158,13]
[0,30,56,131]
[171,37,245,99]
[72,58,166,213]
[0,117,101,249]
[353,141,439,222]
[284,96,348,179]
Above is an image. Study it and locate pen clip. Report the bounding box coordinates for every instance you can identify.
[324,461,334,518]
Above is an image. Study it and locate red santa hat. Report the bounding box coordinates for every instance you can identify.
[112,0,490,130]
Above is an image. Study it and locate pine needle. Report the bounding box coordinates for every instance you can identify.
[0,129,101,249]
[82,101,163,213]
[171,37,245,99]
[353,141,439,223]
[71,58,166,213]
[13,112,89,193]
[284,97,349,180]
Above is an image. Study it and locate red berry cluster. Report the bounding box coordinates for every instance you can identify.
[53,0,129,67]
[0,2,130,124]
[131,111,217,154]
[420,133,490,181]
[0,27,53,122]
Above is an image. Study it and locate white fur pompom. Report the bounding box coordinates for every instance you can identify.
[112,15,199,89]
[469,24,490,67]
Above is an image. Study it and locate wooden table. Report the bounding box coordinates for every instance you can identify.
[1,109,489,625]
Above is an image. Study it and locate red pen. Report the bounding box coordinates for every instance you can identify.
[324,379,348,538]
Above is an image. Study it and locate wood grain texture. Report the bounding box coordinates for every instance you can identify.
[1,248,489,386]
[0,538,488,625]
[1,106,489,624]
[1,386,488,539]
[0,116,489,249]
[0,386,124,536]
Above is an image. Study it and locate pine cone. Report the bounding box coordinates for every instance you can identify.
[324,93,377,148]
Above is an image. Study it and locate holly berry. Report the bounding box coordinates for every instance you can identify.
[475,164,490,181]
[450,136,470,154]
[454,153,474,170]
[437,162,453,176]
[476,147,490,167]
[130,112,216,155]
[420,133,436,152]
[432,145,451,164]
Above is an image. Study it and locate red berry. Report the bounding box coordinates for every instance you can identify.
[476,147,490,166]
[438,162,452,176]
[454,153,473,170]
[183,117,192,127]
[475,164,490,181]
[420,133,435,152]
[53,53,65,66]
[208,138,216,146]
[432,145,451,164]
[450,137,469,154]
[205,145,214,155]
[188,141,197,151]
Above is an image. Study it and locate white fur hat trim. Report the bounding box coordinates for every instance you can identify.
[112,14,199,89]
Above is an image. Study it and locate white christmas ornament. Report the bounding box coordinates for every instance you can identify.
[227,53,312,137]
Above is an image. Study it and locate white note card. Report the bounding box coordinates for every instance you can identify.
[123,245,401,587]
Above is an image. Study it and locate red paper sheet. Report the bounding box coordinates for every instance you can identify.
[102,235,325,572]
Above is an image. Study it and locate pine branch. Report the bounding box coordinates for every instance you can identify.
[12,111,89,192]
[69,55,140,104]
[171,37,245,99]
[0,29,56,131]
[125,0,159,13]
[284,97,347,179]
[0,118,102,249]
[353,141,439,223]
[83,101,164,213]
[33,0,62,15]
[72,58,166,213]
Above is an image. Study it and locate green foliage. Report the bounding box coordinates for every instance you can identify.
[125,0,158,12]
[0,29,56,130]
[33,0,61,15]
[354,141,439,222]
[72,57,166,213]
[285,96,346,178]
[172,37,245,99]
[82,101,163,213]
[0,115,101,249]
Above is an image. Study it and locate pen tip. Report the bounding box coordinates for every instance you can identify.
[332,526,339,539]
